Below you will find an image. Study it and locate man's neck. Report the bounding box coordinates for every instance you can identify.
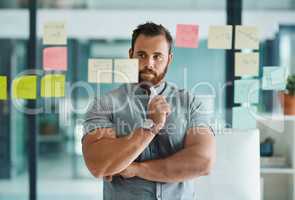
[139,79,165,90]
[152,80,165,88]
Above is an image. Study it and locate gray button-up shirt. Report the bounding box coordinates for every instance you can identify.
[83,81,212,200]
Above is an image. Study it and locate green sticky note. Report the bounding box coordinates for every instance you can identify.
[12,75,37,99]
[0,76,7,100]
[234,79,259,104]
[232,106,257,129]
[262,67,286,90]
[41,74,65,97]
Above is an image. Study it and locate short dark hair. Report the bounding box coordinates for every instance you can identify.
[131,22,173,54]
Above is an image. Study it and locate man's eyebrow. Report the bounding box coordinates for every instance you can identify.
[135,51,146,54]
[135,51,164,55]
[154,52,164,55]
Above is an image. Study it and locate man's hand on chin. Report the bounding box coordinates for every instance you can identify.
[104,162,141,182]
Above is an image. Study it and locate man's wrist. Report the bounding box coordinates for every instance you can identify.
[133,162,144,178]
[140,119,158,135]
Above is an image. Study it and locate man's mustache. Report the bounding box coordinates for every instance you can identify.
[139,69,156,76]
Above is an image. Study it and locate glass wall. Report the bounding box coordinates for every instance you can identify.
[242,0,295,114]
[0,0,228,199]
[35,5,227,200]
[0,1,29,200]
[243,1,295,200]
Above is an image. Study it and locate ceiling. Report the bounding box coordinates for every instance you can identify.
[0,0,294,10]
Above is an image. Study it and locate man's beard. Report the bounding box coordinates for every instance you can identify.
[138,65,168,87]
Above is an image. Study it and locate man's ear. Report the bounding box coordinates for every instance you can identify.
[168,53,173,65]
[129,48,133,58]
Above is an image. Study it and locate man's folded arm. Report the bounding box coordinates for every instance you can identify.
[82,96,156,179]
[131,127,216,183]
[82,127,155,178]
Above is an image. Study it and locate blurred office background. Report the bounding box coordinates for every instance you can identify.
[0,0,295,200]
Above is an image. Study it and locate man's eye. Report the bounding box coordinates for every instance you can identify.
[138,54,145,59]
[154,55,162,60]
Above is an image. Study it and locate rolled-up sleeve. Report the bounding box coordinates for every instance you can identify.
[187,94,214,130]
[82,95,114,137]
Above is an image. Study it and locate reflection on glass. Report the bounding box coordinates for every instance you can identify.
[0,0,229,199]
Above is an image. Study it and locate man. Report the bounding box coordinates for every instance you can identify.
[82,22,216,200]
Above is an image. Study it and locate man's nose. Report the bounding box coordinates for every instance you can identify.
[144,57,155,69]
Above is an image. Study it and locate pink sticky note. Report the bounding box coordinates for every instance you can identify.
[43,47,67,71]
[176,24,199,48]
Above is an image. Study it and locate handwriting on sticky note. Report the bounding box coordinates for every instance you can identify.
[41,74,65,97]
[43,47,67,71]
[262,67,286,90]
[88,59,113,83]
[114,59,138,83]
[232,106,257,129]
[175,24,199,48]
[12,75,37,99]
[0,76,7,100]
[235,26,259,49]
[43,21,67,45]
[208,26,232,49]
[234,79,259,104]
[235,52,259,77]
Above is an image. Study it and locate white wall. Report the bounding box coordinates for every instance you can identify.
[0,9,295,40]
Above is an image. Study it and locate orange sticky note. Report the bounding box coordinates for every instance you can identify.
[43,47,67,71]
[176,24,199,48]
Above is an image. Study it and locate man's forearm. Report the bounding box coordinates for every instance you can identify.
[135,146,212,183]
[83,128,155,177]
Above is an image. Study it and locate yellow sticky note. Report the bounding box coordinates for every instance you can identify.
[0,76,7,100]
[12,75,37,99]
[41,74,65,97]
[88,59,113,83]
[235,26,259,49]
[114,59,138,83]
[208,25,232,49]
[235,52,259,77]
[43,21,67,45]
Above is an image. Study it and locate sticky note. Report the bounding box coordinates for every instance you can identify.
[262,67,286,90]
[43,47,67,71]
[0,76,7,100]
[12,75,37,99]
[88,59,113,83]
[235,52,259,77]
[43,21,67,45]
[234,79,259,104]
[175,24,199,48]
[232,106,257,129]
[41,74,65,97]
[208,26,232,49]
[235,26,259,49]
[114,59,138,83]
